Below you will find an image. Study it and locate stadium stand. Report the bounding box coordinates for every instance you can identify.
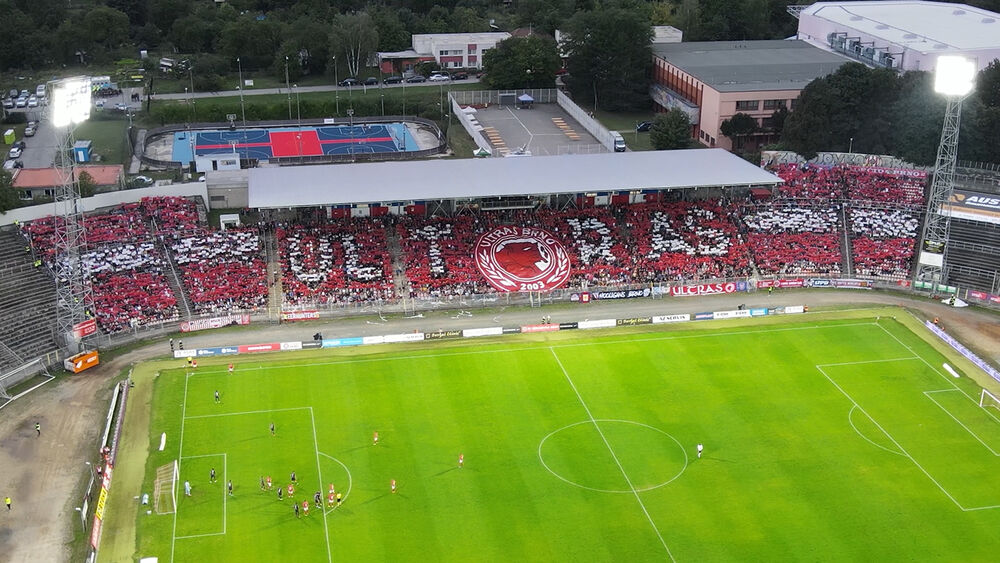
[0,230,59,370]
[742,203,843,275]
[277,221,394,304]
[945,218,1000,292]
[168,229,268,313]
[397,215,492,298]
[848,206,919,280]
[624,200,749,281]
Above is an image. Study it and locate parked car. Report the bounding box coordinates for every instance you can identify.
[363,77,378,86]
[3,159,23,170]
[1,98,13,109]
[428,74,450,82]
[131,175,154,187]
[338,78,359,87]
[383,76,403,84]
[24,125,36,136]
[405,75,427,83]
[114,102,128,112]
[7,89,17,99]
[15,96,27,108]
[27,95,38,107]
[8,146,22,159]
[451,71,469,80]
[636,121,653,132]
[12,140,25,150]
[19,89,29,98]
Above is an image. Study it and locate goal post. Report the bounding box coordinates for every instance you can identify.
[980,389,1000,411]
[153,460,179,515]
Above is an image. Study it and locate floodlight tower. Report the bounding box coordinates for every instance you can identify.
[51,77,94,354]
[915,56,976,290]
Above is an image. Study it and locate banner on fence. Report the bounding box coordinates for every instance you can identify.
[757,279,804,289]
[940,189,1000,226]
[589,288,652,300]
[925,321,1000,384]
[616,317,652,326]
[521,324,560,333]
[652,314,690,324]
[694,312,714,320]
[238,343,280,353]
[384,333,424,343]
[714,310,751,320]
[784,305,806,314]
[425,330,462,340]
[463,327,504,338]
[301,341,322,349]
[179,314,250,333]
[750,308,769,317]
[323,337,364,348]
[73,318,98,339]
[362,336,384,345]
[558,322,578,330]
[280,342,303,351]
[579,319,617,329]
[281,310,320,322]
[670,281,746,297]
[90,464,113,549]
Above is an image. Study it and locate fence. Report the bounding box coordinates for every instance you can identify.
[449,93,494,155]
[555,90,617,152]
[449,89,559,106]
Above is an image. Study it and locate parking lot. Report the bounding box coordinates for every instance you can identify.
[469,103,606,156]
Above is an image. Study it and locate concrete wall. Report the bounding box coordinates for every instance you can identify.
[555,90,616,152]
[0,183,209,226]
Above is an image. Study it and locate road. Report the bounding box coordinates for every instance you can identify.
[151,77,480,100]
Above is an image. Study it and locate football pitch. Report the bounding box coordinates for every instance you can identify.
[132,315,1000,562]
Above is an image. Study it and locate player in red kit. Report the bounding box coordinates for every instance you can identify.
[287,483,295,497]
[302,500,309,516]
[391,479,397,493]
[458,453,464,468]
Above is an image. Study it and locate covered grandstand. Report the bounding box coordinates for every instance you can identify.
[248,149,783,209]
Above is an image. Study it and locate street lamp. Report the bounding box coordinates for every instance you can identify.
[848,137,853,154]
[347,108,355,161]
[333,55,339,116]
[285,56,292,121]
[236,57,247,146]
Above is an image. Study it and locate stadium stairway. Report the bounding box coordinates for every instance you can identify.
[153,229,194,320]
[385,224,409,299]
[841,206,855,276]
[263,229,283,321]
[0,229,61,371]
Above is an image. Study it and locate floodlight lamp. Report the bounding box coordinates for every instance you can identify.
[52,77,93,128]
[934,56,975,97]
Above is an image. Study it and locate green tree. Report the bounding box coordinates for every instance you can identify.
[329,12,379,77]
[77,171,97,199]
[977,59,1000,107]
[370,7,411,52]
[720,112,758,149]
[562,6,653,112]
[482,36,561,89]
[649,109,692,149]
[0,170,22,214]
[218,17,284,71]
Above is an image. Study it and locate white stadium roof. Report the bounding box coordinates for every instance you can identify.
[248,149,783,208]
[802,1,1000,52]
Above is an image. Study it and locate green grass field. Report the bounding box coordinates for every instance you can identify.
[133,316,1000,562]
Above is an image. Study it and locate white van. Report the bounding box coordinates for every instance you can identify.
[612,132,627,152]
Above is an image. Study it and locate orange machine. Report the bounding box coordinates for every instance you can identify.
[64,350,100,373]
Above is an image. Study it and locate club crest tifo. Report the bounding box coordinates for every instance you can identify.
[474,226,571,292]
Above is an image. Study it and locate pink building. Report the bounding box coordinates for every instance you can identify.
[651,40,851,151]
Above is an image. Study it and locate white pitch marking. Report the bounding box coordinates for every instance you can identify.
[309,408,333,563]
[922,391,1000,456]
[318,452,353,515]
[550,348,677,562]
[170,373,191,563]
[185,406,310,420]
[817,365,967,511]
[847,406,906,457]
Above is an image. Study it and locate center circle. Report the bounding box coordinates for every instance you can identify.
[538,419,688,494]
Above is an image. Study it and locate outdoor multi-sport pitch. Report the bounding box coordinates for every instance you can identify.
[122,312,1000,562]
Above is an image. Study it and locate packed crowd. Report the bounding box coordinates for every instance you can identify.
[848,207,919,279]
[397,215,490,298]
[624,201,750,281]
[769,163,926,206]
[277,222,394,304]
[742,204,843,275]
[169,229,268,313]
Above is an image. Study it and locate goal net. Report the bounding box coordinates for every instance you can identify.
[980,389,1000,411]
[153,460,179,514]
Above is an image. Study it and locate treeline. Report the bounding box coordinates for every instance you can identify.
[781,61,1000,166]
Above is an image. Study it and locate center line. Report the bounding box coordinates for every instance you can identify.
[549,347,676,561]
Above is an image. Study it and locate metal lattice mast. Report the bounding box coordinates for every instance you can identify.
[915,94,967,289]
[51,78,93,354]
